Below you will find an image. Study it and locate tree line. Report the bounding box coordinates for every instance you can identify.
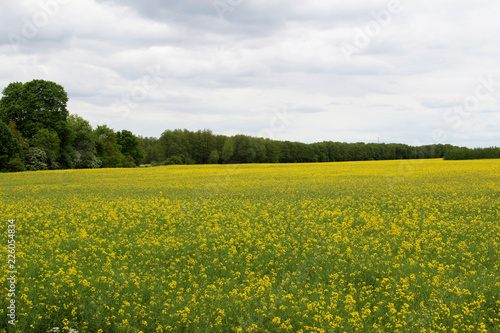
[0,80,495,173]
[444,147,500,160]
[0,80,144,172]
[140,129,457,166]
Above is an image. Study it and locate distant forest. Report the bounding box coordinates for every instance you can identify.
[141,129,455,165]
[0,80,498,172]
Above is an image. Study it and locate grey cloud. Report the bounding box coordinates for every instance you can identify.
[295,106,327,114]
[1,0,499,147]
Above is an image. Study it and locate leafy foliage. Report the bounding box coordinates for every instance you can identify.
[208,150,220,164]
[0,80,69,140]
[26,147,49,171]
[8,121,29,159]
[95,125,125,168]
[67,115,101,169]
[0,119,25,172]
[444,147,500,160]
[117,130,145,166]
[33,128,61,169]
[151,129,459,166]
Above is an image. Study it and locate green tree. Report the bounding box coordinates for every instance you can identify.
[26,147,48,171]
[0,80,73,168]
[0,119,25,172]
[33,128,61,169]
[157,129,191,164]
[139,136,160,165]
[253,138,267,163]
[67,115,101,168]
[165,155,185,165]
[232,135,257,163]
[8,121,29,160]
[444,147,500,160]
[196,129,216,164]
[0,80,69,140]
[117,130,145,166]
[95,125,124,168]
[221,137,235,163]
[208,150,220,164]
[264,139,280,163]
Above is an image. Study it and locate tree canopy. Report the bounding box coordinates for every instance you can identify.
[0,119,25,172]
[0,80,69,140]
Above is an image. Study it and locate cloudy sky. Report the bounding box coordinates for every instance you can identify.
[1,0,499,147]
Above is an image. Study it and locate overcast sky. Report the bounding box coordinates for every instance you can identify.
[1,0,499,147]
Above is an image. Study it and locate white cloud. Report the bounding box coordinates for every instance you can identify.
[1,0,499,147]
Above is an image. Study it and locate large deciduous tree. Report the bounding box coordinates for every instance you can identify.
[0,80,69,140]
[0,80,72,168]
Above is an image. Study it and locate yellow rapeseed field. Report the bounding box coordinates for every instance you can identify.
[0,159,499,332]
